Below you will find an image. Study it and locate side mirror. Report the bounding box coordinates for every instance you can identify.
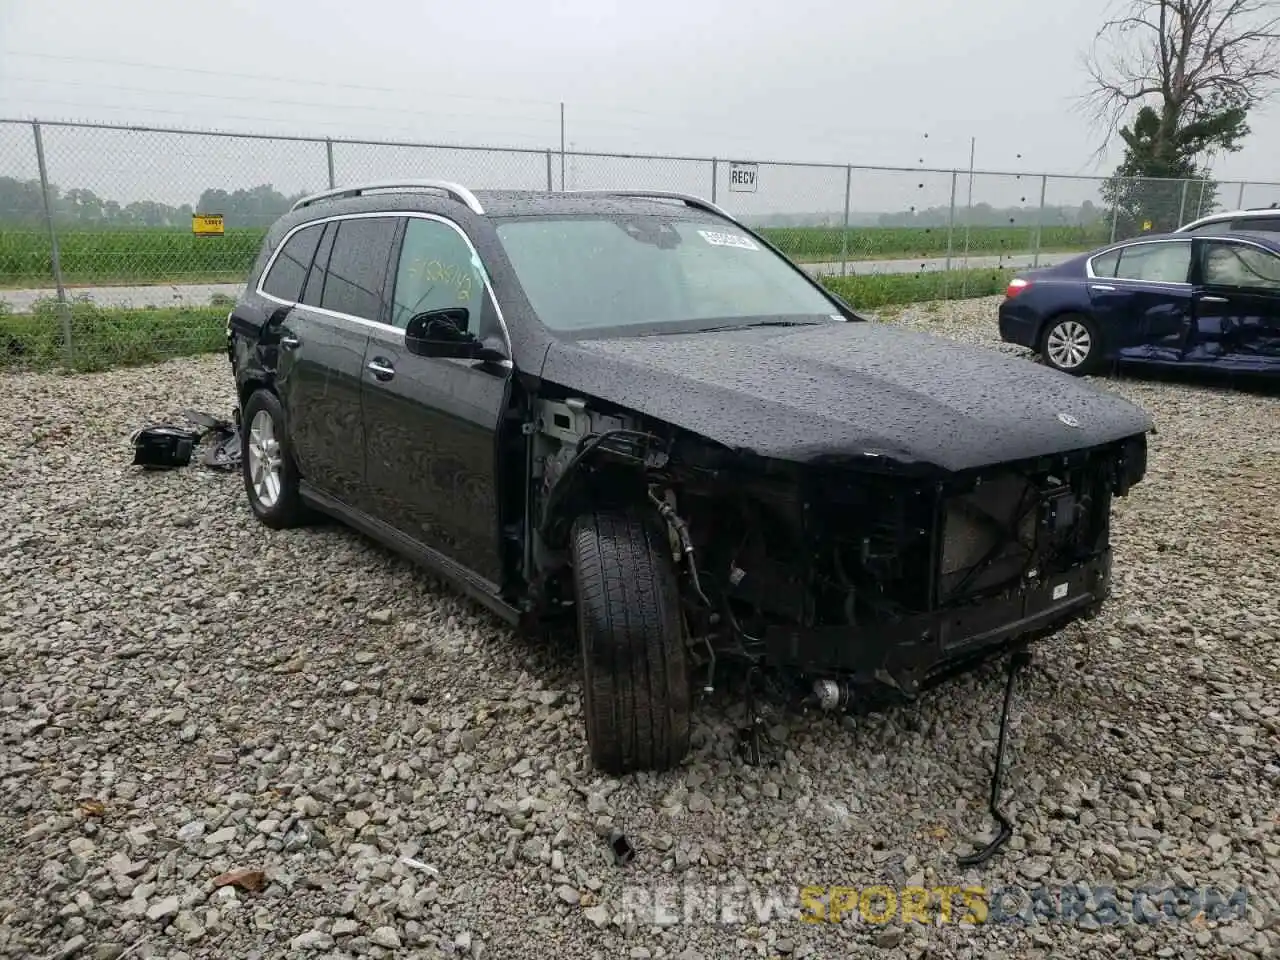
[405,308,505,363]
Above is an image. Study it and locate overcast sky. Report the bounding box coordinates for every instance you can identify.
[2,0,1279,213]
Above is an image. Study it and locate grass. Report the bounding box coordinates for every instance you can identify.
[0,224,1096,287]
[0,227,263,286]
[823,267,1015,309]
[0,268,1010,373]
[758,224,1109,262]
[1,297,226,373]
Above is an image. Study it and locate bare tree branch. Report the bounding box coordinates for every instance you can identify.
[1079,0,1280,154]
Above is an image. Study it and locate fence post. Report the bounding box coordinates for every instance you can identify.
[944,171,957,299]
[840,165,852,278]
[1109,191,1120,243]
[32,121,73,366]
[1032,174,1047,268]
[546,150,553,191]
[325,139,336,189]
[1176,179,1189,228]
[1237,181,1246,208]
[960,162,975,298]
[710,158,718,204]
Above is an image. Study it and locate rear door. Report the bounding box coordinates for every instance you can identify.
[1188,237,1280,370]
[360,214,512,586]
[256,220,334,481]
[1086,239,1193,361]
[275,215,399,505]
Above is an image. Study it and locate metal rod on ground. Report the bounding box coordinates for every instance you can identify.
[1177,179,1189,228]
[32,120,73,367]
[961,137,975,298]
[559,102,566,191]
[1033,174,1047,268]
[944,171,956,299]
[841,164,852,278]
[955,646,1031,868]
[325,139,335,189]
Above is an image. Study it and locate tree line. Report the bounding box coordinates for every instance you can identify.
[0,178,308,229]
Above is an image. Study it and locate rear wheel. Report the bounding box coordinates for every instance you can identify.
[241,388,308,529]
[1040,313,1102,376]
[571,511,692,774]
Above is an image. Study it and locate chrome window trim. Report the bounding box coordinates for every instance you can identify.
[256,210,514,364]
[1085,237,1193,286]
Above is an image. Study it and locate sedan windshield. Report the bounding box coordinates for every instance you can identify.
[494,215,842,334]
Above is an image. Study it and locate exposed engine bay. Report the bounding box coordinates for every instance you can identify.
[524,389,1146,707]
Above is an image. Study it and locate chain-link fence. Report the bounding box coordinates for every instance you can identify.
[1,116,1277,370]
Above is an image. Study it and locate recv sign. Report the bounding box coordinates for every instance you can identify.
[728,162,759,193]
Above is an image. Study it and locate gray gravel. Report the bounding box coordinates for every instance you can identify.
[2,296,1278,960]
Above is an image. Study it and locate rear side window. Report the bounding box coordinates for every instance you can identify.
[319,217,400,321]
[261,223,324,301]
[301,222,336,307]
[1113,241,1191,283]
[1089,249,1121,277]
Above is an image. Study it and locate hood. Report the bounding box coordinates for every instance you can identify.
[539,321,1154,473]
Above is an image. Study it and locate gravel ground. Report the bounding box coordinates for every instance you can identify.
[2,295,1278,960]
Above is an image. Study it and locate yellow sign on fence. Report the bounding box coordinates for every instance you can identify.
[192,214,225,236]
[1142,219,1153,231]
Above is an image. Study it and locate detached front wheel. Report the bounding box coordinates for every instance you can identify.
[571,512,692,774]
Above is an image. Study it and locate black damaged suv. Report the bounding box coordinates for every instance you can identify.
[227,181,1152,777]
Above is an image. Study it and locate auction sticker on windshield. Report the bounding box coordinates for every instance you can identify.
[698,229,759,251]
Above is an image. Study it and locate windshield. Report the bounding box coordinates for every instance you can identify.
[494,215,842,334]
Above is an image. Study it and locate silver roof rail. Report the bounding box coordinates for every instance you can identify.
[562,190,735,222]
[291,180,485,215]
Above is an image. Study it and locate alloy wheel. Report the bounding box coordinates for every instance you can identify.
[247,409,283,508]
[1046,320,1092,370]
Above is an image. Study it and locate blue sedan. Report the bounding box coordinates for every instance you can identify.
[997,231,1280,377]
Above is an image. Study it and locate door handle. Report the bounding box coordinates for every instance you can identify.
[279,336,301,350]
[1089,284,1116,292]
[1199,295,1229,303]
[366,359,396,380]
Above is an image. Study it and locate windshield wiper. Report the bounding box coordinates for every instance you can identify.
[690,319,829,334]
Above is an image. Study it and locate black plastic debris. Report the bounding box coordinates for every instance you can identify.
[607,830,635,867]
[130,424,201,470]
[130,408,240,472]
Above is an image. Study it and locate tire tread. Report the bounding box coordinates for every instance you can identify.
[572,511,691,774]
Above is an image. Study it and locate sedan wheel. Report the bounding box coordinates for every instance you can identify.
[1041,315,1100,375]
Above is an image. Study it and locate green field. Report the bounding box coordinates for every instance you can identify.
[0,223,1099,287]
[1,299,227,372]
[0,227,265,286]
[759,224,1110,262]
[1,268,1013,373]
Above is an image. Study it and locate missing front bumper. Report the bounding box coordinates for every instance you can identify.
[761,550,1111,679]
